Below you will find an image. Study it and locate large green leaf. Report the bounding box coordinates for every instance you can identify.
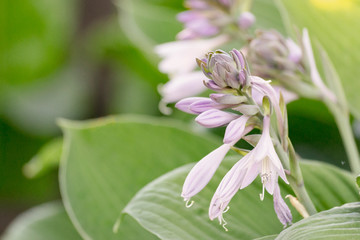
[276,202,360,239]
[59,115,221,239]
[2,202,81,240]
[123,159,359,239]
[0,0,77,86]
[278,0,360,118]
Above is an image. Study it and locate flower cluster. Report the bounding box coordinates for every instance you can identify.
[246,29,336,102]
[176,49,292,229]
[155,1,257,111]
[177,0,255,40]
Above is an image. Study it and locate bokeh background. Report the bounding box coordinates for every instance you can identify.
[1,0,356,234]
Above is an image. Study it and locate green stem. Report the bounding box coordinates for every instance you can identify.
[326,102,360,174]
[287,139,317,215]
[272,129,317,215]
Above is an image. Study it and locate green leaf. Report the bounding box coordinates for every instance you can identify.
[59,115,221,239]
[254,235,277,240]
[356,175,360,188]
[252,0,286,34]
[2,202,82,240]
[278,0,360,118]
[276,202,360,239]
[123,159,359,239]
[23,138,63,178]
[0,0,78,86]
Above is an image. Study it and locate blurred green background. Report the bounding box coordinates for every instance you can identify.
[0,0,358,234]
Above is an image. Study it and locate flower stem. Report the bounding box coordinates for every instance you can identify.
[287,139,317,215]
[272,129,317,215]
[326,102,360,174]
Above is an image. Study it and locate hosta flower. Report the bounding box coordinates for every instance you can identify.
[177,0,253,40]
[209,115,291,228]
[175,49,292,229]
[247,30,303,79]
[198,49,250,90]
[181,115,251,202]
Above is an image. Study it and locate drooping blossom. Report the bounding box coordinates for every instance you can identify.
[181,114,251,203]
[209,115,291,228]
[175,49,292,229]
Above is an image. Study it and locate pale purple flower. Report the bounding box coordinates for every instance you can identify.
[199,49,249,90]
[239,116,288,194]
[181,115,251,202]
[302,29,337,102]
[273,184,292,227]
[210,93,247,105]
[182,144,232,202]
[175,97,229,114]
[209,115,291,228]
[251,76,285,138]
[195,109,239,128]
[252,85,298,106]
[238,12,255,30]
[176,0,236,40]
[209,152,248,228]
[177,18,219,40]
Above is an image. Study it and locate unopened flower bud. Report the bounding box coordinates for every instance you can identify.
[238,12,255,30]
[210,93,247,105]
[247,30,302,79]
[199,49,249,90]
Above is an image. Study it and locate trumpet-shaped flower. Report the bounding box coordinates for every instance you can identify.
[209,115,291,228]
[181,115,251,202]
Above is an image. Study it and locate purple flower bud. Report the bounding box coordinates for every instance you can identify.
[247,30,300,79]
[202,49,249,90]
[210,93,246,105]
[195,109,238,128]
[238,12,256,30]
[286,39,302,64]
[175,97,210,114]
[233,104,260,116]
[204,80,223,91]
[230,49,246,70]
[223,115,250,144]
